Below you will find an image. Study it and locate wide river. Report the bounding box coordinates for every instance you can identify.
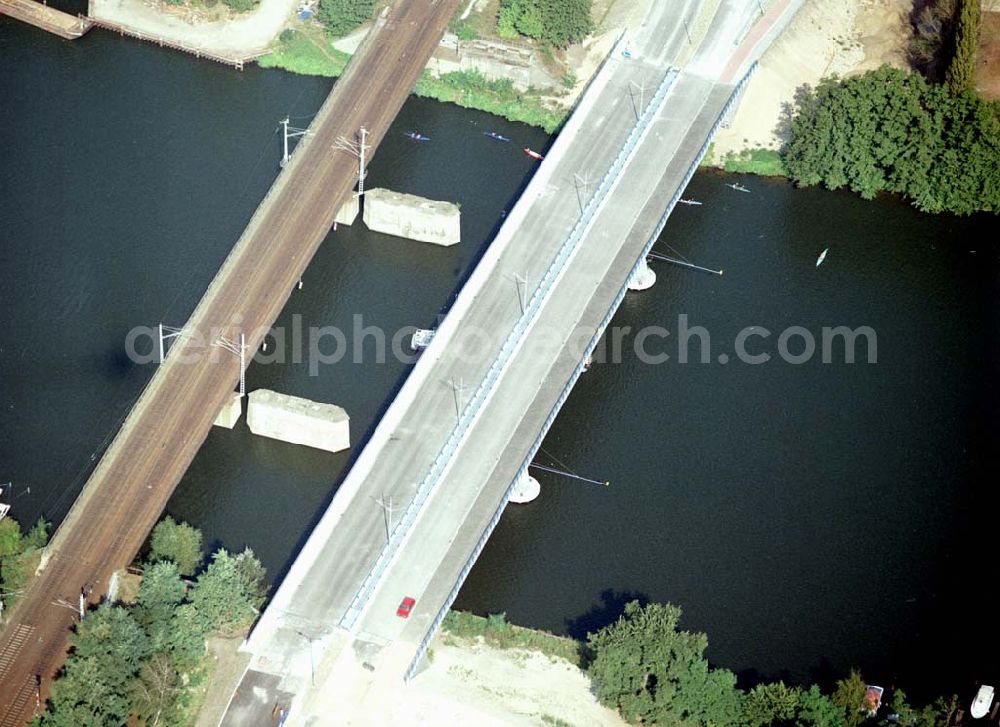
[2,14,997,699]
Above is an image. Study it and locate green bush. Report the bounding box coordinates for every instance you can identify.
[258,30,351,77]
[456,22,478,42]
[414,69,565,132]
[317,0,374,36]
[945,0,981,95]
[723,148,787,176]
[783,65,1000,214]
[220,0,257,11]
[35,519,267,726]
[149,516,203,576]
[497,0,594,47]
[0,516,49,609]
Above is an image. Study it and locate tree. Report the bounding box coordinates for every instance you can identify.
[149,516,203,576]
[220,0,258,12]
[1,516,49,608]
[42,605,150,726]
[497,0,594,47]
[945,0,981,95]
[537,0,594,47]
[317,0,375,36]
[23,517,50,550]
[907,0,957,80]
[783,66,1000,215]
[586,600,742,724]
[743,681,802,726]
[0,518,22,558]
[797,685,845,727]
[831,670,868,727]
[136,560,187,653]
[190,548,265,633]
[129,653,184,727]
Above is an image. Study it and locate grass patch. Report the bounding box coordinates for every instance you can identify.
[722,147,787,176]
[700,141,716,167]
[414,70,566,133]
[257,28,351,77]
[442,610,582,666]
[540,715,573,727]
[258,37,566,133]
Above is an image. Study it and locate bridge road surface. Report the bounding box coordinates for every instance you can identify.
[338,15,757,711]
[0,0,464,722]
[237,0,762,720]
[241,0,701,676]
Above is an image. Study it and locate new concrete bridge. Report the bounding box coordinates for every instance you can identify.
[229,0,804,723]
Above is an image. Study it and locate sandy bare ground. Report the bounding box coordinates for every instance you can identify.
[194,634,252,727]
[90,0,296,55]
[367,636,625,727]
[712,0,910,157]
[977,11,1000,100]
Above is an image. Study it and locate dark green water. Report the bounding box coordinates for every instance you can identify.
[2,15,998,699]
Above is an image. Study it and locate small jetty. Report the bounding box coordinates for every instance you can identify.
[0,0,92,39]
[86,16,267,70]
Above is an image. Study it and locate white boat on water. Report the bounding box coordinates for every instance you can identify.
[410,328,435,351]
[816,248,828,267]
[971,685,994,719]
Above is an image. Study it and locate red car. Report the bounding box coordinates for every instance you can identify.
[396,596,416,618]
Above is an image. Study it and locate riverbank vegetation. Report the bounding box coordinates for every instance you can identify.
[497,0,594,48]
[0,515,49,612]
[722,148,787,176]
[259,30,565,132]
[783,66,1000,215]
[945,0,981,94]
[31,517,265,726]
[258,28,351,76]
[908,0,960,81]
[316,0,374,37]
[441,610,581,664]
[449,602,961,726]
[414,70,565,132]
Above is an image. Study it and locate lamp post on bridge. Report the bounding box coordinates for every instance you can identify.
[374,493,394,544]
[212,333,247,398]
[333,127,370,198]
[280,117,311,168]
[294,630,316,686]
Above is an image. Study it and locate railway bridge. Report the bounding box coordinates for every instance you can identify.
[0,1,465,722]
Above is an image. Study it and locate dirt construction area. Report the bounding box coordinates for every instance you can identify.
[363,636,625,727]
[712,0,911,157]
[89,0,296,55]
[977,10,1000,99]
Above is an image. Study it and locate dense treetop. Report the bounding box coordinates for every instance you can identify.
[783,66,1000,215]
[498,0,595,48]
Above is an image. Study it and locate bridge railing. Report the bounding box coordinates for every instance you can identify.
[402,62,759,682]
[340,64,681,631]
